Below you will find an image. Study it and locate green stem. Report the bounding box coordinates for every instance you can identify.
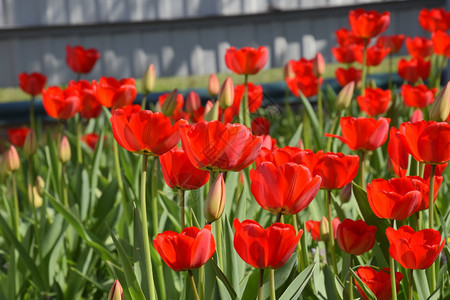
[215,219,223,268]
[140,155,157,300]
[360,39,368,95]
[12,173,20,240]
[292,215,305,272]
[428,164,436,293]
[198,265,205,300]
[242,74,250,128]
[408,269,413,300]
[317,79,323,135]
[349,255,354,300]
[30,96,36,132]
[188,270,200,300]
[61,164,69,207]
[179,189,185,229]
[419,162,425,178]
[258,269,264,300]
[269,269,276,300]
[112,141,131,224]
[390,255,398,300]
[359,151,366,188]
[327,189,338,275]
[141,93,148,110]
[76,114,83,164]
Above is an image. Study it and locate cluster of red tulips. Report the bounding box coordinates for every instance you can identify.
[1,5,450,300]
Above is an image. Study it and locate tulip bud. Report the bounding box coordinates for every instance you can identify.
[59,136,71,164]
[336,81,355,110]
[339,183,352,204]
[108,279,124,300]
[161,89,178,116]
[410,109,423,122]
[28,185,43,208]
[35,176,45,197]
[186,91,201,115]
[208,73,220,97]
[218,77,234,109]
[429,81,450,121]
[5,145,20,171]
[313,52,326,77]
[142,64,155,94]
[319,217,330,242]
[284,62,295,79]
[204,173,226,223]
[24,129,37,156]
[204,100,219,121]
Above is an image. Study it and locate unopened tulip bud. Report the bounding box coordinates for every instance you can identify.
[24,129,37,156]
[204,173,226,223]
[218,77,234,109]
[35,176,45,196]
[28,185,43,208]
[284,62,295,79]
[319,217,330,242]
[59,136,71,164]
[204,101,219,121]
[142,64,155,94]
[430,81,450,121]
[313,52,326,77]
[108,279,124,300]
[5,145,20,171]
[161,89,178,117]
[336,81,354,110]
[186,91,201,114]
[339,183,352,203]
[410,109,423,122]
[208,73,220,97]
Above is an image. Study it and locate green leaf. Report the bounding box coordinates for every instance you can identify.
[279,262,316,300]
[349,268,376,300]
[299,92,324,150]
[211,258,237,300]
[133,207,150,300]
[288,122,303,147]
[414,269,430,300]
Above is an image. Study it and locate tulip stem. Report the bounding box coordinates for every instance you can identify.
[141,93,148,110]
[188,270,200,300]
[75,114,83,164]
[242,74,250,128]
[326,189,338,275]
[30,96,36,132]
[360,39,368,95]
[276,212,282,223]
[317,79,323,135]
[428,164,436,293]
[269,269,276,300]
[179,189,185,229]
[112,141,131,224]
[408,269,413,300]
[140,155,157,300]
[292,215,306,272]
[390,255,397,300]
[359,151,366,188]
[216,218,223,268]
[349,254,354,300]
[258,268,264,300]
[12,172,20,240]
[61,164,69,207]
[326,111,341,152]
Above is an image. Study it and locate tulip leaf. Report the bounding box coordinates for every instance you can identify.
[414,269,430,299]
[349,268,376,300]
[211,257,237,300]
[299,92,324,150]
[288,123,303,147]
[279,262,316,300]
[133,206,150,300]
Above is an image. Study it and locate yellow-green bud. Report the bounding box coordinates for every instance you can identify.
[218,77,234,109]
[429,81,450,121]
[319,216,330,242]
[58,136,71,164]
[142,64,155,94]
[108,279,124,300]
[162,89,178,117]
[208,73,220,97]
[5,145,20,172]
[336,81,354,110]
[24,129,37,156]
[35,176,45,197]
[204,173,226,223]
[204,100,219,121]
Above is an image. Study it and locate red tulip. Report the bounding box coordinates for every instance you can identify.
[69,80,102,119]
[418,8,450,32]
[432,30,450,57]
[399,120,450,164]
[336,219,377,255]
[250,162,321,215]
[81,133,101,150]
[180,121,262,172]
[410,109,424,123]
[332,45,357,64]
[42,86,80,120]
[7,127,30,147]
[325,116,390,151]
[376,35,405,54]
[232,83,263,114]
[335,27,366,46]
[255,146,306,167]
[355,44,390,66]
[387,127,409,177]
[306,217,340,241]
[225,46,268,75]
[287,58,314,76]
[348,9,390,39]
[401,84,436,109]
[96,77,137,109]
[367,177,422,221]
[386,225,445,269]
[286,73,323,98]
[354,267,403,300]
[251,117,270,136]
[233,219,302,269]
[357,87,391,116]
[335,67,362,87]
[18,72,46,96]
[408,175,443,213]
[185,91,201,115]
[66,45,100,74]
[153,225,215,271]
[398,57,430,83]
[159,147,210,190]
[406,37,433,58]
[110,109,187,156]
[120,103,142,118]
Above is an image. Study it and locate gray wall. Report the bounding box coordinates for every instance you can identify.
[0,0,444,87]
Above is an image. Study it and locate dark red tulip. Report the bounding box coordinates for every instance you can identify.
[406,37,433,58]
[233,219,302,269]
[159,147,210,190]
[355,44,390,66]
[355,267,403,300]
[432,30,450,57]
[18,72,46,96]
[348,9,390,39]
[69,80,102,119]
[418,8,450,32]
[387,127,409,177]
[386,225,444,269]
[232,82,263,114]
[335,27,366,46]
[401,84,436,109]
[42,86,80,120]
[325,116,390,152]
[66,45,100,74]
[286,73,323,98]
[82,133,102,150]
[7,127,30,147]
[398,57,430,83]
[250,162,321,215]
[332,45,357,64]
[357,87,391,116]
[376,35,405,54]
[335,67,362,87]
[286,58,314,77]
[336,219,377,255]
[305,217,340,241]
[110,109,187,156]
[153,225,215,271]
[225,46,268,75]
[251,117,270,136]
[96,77,137,109]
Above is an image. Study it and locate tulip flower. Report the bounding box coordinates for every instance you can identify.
[335,67,362,87]
[419,8,450,32]
[286,73,323,98]
[250,162,322,215]
[335,27,366,46]
[401,84,436,109]
[18,72,46,96]
[325,116,390,152]
[387,127,410,177]
[42,86,81,120]
[377,35,405,54]
[432,30,450,57]
[398,57,431,83]
[7,127,30,147]
[255,146,307,167]
[386,226,445,269]
[81,133,101,151]
[153,225,215,271]
[65,45,100,74]
[367,177,422,221]
[110,109,187,156]
[232,82,263,114]
[96,77,137,109]
[179,121,262,172]
[332,45,357,64]
[408,175,442,213]
[405,36,433,58]
[233,219,302,269]
[354,267,403,300]
[348,9,390,39]
[251,117,270,136]
[357,87,391,116]
[306,217,340,241]
[355,44,390,66]
[159,147,210,190]
[336,219,377,255]
[69,80,102,119]
[225,46,269,75]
